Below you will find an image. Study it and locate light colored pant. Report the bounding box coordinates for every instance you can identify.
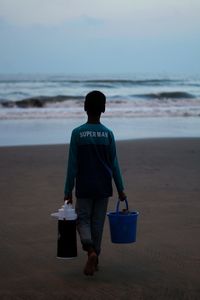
[75,198,109,255]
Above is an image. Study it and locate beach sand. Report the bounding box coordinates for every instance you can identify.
[0,138,200,299]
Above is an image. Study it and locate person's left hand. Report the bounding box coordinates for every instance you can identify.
[118,191,127,201]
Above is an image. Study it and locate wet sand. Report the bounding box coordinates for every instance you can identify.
[0,138,200,299]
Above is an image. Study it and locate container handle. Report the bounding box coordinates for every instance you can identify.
[116,198,129,214]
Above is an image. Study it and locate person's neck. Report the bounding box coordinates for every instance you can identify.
[87,115,101,124]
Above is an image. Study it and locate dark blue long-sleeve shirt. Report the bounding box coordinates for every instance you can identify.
[64,123,124,198]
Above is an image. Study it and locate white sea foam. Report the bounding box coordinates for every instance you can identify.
[1,74,200,146]
[0,74,200,120]
[0,98,200,120]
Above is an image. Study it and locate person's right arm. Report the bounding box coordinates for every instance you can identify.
[64,129,78,203]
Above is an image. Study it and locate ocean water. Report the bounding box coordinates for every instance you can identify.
[0,73,200,146]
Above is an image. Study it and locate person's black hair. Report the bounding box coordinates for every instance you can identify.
[84,90,106,114]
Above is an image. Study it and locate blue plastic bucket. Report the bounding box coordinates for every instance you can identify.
[107,199,139,244]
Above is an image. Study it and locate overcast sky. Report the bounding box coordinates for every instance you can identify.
[0,0,199,74]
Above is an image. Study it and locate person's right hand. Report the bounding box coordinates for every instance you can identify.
[64,194,73,204]
[118,191,127,201]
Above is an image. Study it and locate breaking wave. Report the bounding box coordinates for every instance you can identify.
[137,91,195,100]
[0,74,200,119]
[0,95,83,108]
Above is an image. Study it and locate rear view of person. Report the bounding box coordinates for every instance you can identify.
[64,90,126,276]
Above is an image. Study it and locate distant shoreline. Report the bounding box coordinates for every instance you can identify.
[0,116,200,147]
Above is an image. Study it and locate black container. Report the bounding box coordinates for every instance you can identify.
[57,219,77,259]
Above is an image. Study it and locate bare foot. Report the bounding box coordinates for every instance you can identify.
[84,252,98,276]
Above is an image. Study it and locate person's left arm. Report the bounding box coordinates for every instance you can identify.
[109,131,126,201]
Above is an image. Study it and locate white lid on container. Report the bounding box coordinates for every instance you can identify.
[51,201,77,220]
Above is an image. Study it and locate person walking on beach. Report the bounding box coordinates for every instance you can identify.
[64,90,126,276]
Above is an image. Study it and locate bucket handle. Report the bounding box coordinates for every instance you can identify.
[116,198,129,214]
